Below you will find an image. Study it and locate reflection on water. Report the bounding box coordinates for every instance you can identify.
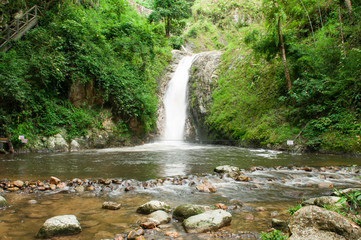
[0,143,360,181]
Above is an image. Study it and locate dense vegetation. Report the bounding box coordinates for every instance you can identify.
[1,0,361,154]
[0,0,172,147]
[185,0,361,153]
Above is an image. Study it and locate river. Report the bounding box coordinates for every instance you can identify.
[0,144,360,239]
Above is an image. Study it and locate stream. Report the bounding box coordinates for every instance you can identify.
[0,143,361,239]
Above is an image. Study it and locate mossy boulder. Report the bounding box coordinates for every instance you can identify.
[36,215,81,238]
[173,204,212,221]
[136,200,171,214]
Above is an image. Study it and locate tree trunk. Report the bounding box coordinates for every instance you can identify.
[165,16,170,38]
[344,0,352,20]
[277,17,292,92]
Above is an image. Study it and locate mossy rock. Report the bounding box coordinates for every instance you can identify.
[136,200,171,214]
[173,204,212,221]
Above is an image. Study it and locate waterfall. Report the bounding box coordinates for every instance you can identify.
[162,55,196,141]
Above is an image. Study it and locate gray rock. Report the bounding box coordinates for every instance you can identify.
[136,200,171,214]
[173,204,212,221]
[102,201,121,210]
[70,140,80,151]
[148,210,171,224]
[302,196,342,207]
[0,196,6,207]
[332,188,361,196]
[36,215,81,238]
[183,209,232,233]
[289,205,361,240]
[186,51,222,141]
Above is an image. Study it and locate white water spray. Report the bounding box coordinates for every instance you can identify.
[162,55,196,141]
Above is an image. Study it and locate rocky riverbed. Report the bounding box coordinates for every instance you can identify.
[0,165,360,239]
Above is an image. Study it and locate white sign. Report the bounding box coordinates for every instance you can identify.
[19,135,24,140]
[21,139,28,144]
[287,140,294,146]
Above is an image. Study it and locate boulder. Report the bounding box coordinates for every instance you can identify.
[0,196,6,207]
[173,204,212,221]
[183,209,232,233]
[302,196,342,207]
[136,200,171,214]
[102,202,121,210]
[36,215,81,238]
[289,205,361,240]
[50,176,61,185]
[196,181,216,193]
[148,210,171,224]
[12,180,24,188]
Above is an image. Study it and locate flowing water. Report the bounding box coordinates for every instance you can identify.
[0,55,361,239]
[163,55,196,141]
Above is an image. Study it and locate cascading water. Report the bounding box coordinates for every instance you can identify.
[162,55,196,141]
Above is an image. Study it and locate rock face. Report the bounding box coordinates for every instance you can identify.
[183,209,232,233]
[36,215,82,238]
[173,204,212,221]
[136,200,171,214]
[186,51,222,141]
[289,205,361,240]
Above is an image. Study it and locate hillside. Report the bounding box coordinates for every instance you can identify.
[184,0,361,153]
[0,0,172,150]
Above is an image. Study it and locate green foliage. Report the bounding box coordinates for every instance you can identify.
[260,229,288,240]
[149,0,192,37]
[0,0,171,147]
[287,204,302,215]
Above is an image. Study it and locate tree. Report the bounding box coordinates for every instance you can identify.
[263,0,292,92]
[150,0,191,38]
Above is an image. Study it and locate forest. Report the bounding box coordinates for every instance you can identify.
[1,0,361,153]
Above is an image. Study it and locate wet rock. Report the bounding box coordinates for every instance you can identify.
[36,215,81,238]
[214,165,241,178]
[244,214,254,220]
[215,203,227,210]
[183,209,232,233]
[7,187,20,192]
[164,231,179,238]
[102,201,121,210]
[50,176,61,185]
[173,204,212,221]
[74,186,85,192]
[127,231,137,239]
[136,200,171,214]
[86,186,95,191]
[272,218,289,232]
[49,184,56,190]
[57,182,66,189]
[149,210,171,224]
[0,196,6,207]
[289,205,361,240]
[235,176,252,182]
[12,180,24,188]
[140,221,158,229]
[302,196,342,207]
[196,181,216,193]
[255,207,266,212]
[318,182,334,188]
